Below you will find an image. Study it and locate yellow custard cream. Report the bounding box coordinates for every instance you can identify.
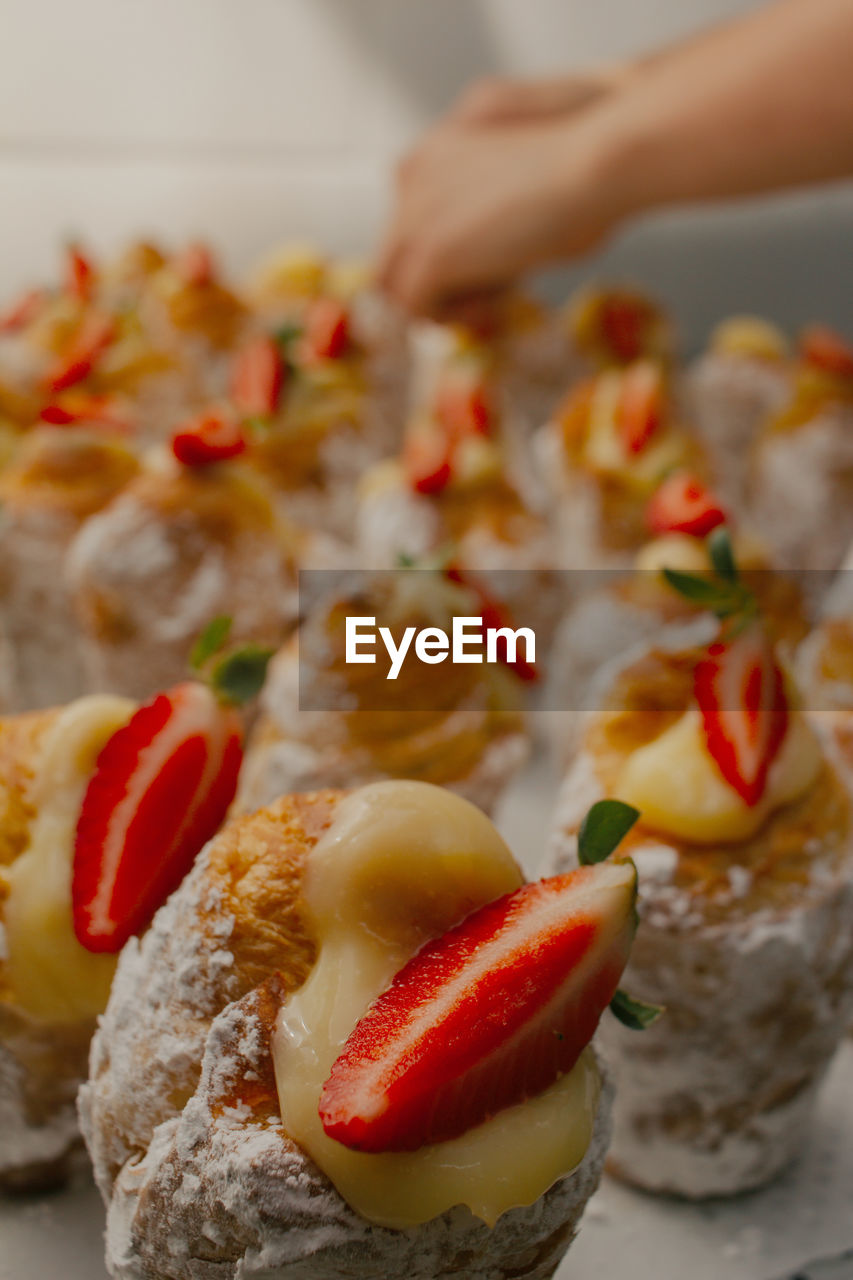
[273,780,601,1229]
[3,695,135,1022]
[616,706,822,843]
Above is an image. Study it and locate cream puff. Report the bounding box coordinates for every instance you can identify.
[67,431,298,702]
[748,324,853,576]
[547,595,853,1197]
[80,780,646,1279]
[536,358,704,570]
[685,314,791,508]
[236,567,531,816]
[0,670,248,1190]
[0,427,140,709]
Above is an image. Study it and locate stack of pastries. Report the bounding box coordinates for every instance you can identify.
[2,236,853,1279]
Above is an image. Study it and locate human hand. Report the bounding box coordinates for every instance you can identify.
[376,113,627,316]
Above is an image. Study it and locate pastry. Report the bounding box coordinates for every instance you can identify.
[357,351,563,649]
[81,779,648,1278]
[748,324,853,576]
[545,500,808,766]
[535,357,703,570]
[546,563,853,1197]
[0,659,255,1190]
[0,427,140,709]
[685,314,790,507]
[67,432,298,701]
[236,566,531,816]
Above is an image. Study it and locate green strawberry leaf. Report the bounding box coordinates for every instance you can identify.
[190,615,232,671]
[610,988,664,1030]
[274,322,303,351]
[210,644,274,706]
[577,800,640,866]
[708,526,738,582]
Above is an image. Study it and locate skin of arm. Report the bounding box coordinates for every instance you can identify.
[378,0,853,315]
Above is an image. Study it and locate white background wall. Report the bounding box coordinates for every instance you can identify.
[2,0,852,344]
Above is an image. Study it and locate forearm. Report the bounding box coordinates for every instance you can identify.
[591,0,853,219]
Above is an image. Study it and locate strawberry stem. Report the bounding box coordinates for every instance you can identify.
[190,615,233,670]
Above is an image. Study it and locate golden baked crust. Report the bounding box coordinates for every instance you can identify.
[0,709,57,872]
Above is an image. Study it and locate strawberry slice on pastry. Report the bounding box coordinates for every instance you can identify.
[319,860,638,1153]
[230,335,285,416]
[646,470,727,538]
[616,361,664,455]
[72,681,243,952]
[46,312,116,393]
[171,411,247,467]
[694,622,789,807]
[799,324,853,381]
[302,298,351,361]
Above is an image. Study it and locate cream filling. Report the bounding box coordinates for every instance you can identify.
[615,706,822,843]
[272,780,601,1229]
[3,695,135,1022]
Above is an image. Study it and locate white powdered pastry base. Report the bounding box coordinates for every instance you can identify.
[2,753,853,1280]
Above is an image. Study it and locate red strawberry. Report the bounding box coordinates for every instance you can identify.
[694,622,789,807]
[230,335,285,416]
[799,324,853,380]
[435,377,493,439]
[598,292,657,365]
[0,287,46,334]
[320,860,637,1153]
[72,681,242,952]
[40,392,128,432]
[403,431,453,495]
[617,361,664,455]
[303,297,350,361]
[171,411,247,467]
[646,470,727,538]
[173,241,215,287]
[66,244,95,302]
[46,312,115,393]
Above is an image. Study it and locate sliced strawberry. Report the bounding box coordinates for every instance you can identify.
[173,241,215,287]
[66,244,95,302]
[799,324,853,380]
[598,292,657,365]
[172,411,247,467]
[646,470,727,538]
[230,335,285,416]
[40,392,128,432]
[694,622,789,807]
[0,287,46,334]
[403,431,453,495]
[617,360,665,455]
[435,376,493,440]
[320,860,637,1153]
[45,312,115,393]
[303,297,350,361]
[72,681,242,952]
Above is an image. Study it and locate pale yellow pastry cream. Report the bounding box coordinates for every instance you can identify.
[634,531,768,577]
[273,780,601,1229]
[616,704,822,843]
[3,695,135,1022]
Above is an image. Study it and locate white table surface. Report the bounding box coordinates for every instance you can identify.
[2,750,852,1280]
